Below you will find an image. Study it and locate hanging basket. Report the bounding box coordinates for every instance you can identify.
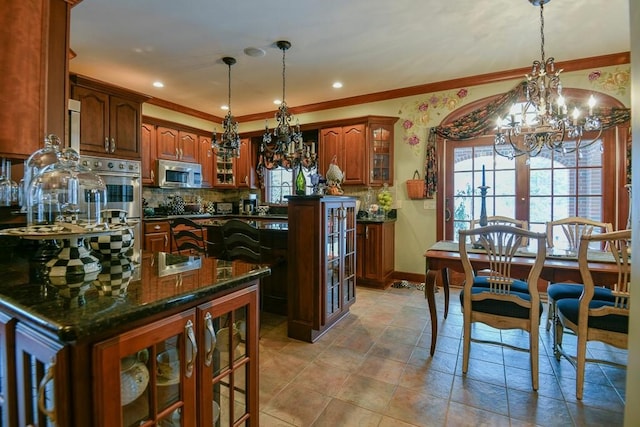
[406,170,426,200]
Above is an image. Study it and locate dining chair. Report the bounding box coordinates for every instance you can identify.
[220,219,263,263]
[554,229,631,400]
[544,217,614,332]
[468,216,529,245]
[458,225,547,390]
[170,217,208,255]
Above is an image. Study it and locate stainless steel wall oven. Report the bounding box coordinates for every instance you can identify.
[80,155,142,253]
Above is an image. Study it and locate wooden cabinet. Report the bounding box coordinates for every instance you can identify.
[0,312,16,427]
[196,284,259,426]
[71,75,148,160]
[0,0,70,160]
[236,138,255,189]
[157,127,198,163]
[14,323,69,427]
[94,310,198,427]
[213,151,236,188]
[141,122,157,185]
[319,116,397,187]
[356,221,395,288]
[320,124,366,185]
[144,221,170,252]
[287,196,356,342]
[198,134,214,188]
[93,283,259,427]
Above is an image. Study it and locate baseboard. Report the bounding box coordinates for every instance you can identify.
[391,271,424,284]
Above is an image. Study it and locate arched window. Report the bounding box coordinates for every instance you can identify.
[436,89,629,241]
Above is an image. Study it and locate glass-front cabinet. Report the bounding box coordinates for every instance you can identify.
[287,195,357,342]
[214,150,236,188]
[324,201,356,324]
[197,286,258,427]
[369,123,393,185]
[94,310,198,427]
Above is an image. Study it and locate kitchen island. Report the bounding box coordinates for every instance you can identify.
[0,241,268,426]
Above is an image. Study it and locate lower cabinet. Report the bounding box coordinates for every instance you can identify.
[144,221,170,252]
[356,221,395,289]
[1,282,259,426]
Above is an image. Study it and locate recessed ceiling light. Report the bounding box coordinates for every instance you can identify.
[273,99,282,105]
[221,105,229,111]
[244,47,266,57]
[332,82,343,89]
[152,81,164,88]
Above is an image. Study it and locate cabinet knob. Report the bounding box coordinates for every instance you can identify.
[154,225,161,230]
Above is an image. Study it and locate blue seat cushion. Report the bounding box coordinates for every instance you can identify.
[547,283,615,302]
[556,298,628,334]
[460,287,543,319]
[473,276,530,294]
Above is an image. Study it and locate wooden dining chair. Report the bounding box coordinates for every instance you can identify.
[458,225,547,390]
[468,216,529,245]
[554,229,631,400]
[220,219,263,263]
[544,217,614,332]
[170,217,208,255]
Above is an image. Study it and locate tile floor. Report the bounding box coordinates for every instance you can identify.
[257,286,627,427]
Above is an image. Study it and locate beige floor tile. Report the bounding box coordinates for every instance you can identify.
[263,383,331,426]
[311,398,382,427]
[357,354,406,385]
[336,373,396,412]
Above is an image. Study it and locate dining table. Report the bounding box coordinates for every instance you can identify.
[423,240,620,355]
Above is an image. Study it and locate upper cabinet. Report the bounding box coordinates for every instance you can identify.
[157,126,198,163]
[71,75,149,160]
[320,124,366,186]
[198,134,214,188]
[236,138,255,189]
[141,123,157,185]
[319,116,397,187]
[0,0,70,160]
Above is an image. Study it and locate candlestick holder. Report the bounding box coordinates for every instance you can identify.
[472,185,490,249]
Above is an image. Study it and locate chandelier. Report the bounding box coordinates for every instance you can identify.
[212,56,241,158]
[259,41,316,170]
[494,0,602,159]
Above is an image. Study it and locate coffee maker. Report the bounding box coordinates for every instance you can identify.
[241,194,257,215]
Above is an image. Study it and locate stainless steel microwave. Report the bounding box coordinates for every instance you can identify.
[156,159,202,188]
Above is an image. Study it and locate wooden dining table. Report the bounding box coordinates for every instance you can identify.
[423,240,620,355]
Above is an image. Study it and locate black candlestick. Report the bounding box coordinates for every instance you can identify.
[479,185,489,227]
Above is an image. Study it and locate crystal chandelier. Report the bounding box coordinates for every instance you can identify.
[494,0,602,159]
[212,56,241,158]
[260,40,312,170]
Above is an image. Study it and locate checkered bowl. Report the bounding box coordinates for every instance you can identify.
[89,209,135,256]
[93,256,134,296]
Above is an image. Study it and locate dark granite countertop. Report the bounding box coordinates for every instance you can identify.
[0,244,270,343]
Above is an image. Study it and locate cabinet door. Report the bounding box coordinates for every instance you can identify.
[146,232,169,252]
[0,0,69,159]
[236,138,254,188]
[141,123,157,185]
[355,223,366,283]
[213,151,236,188]
[157,127,179,160]
[15,323,68,427]
[368,122,394,186]
[179,131,198,163]
[0,313,16,427]
[342,124,366,185]
[320,127,342,178]
[74,86,110,154]
[198,135,214,188]
[197,284,259,427]
[325,200,357,318]
[94,310,198,427]
[109,95,141,159]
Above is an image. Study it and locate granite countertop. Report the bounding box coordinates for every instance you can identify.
[143,213,289,222]
[0,243,270,343]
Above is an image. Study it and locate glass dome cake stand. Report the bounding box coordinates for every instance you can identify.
[0,223,134,277]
